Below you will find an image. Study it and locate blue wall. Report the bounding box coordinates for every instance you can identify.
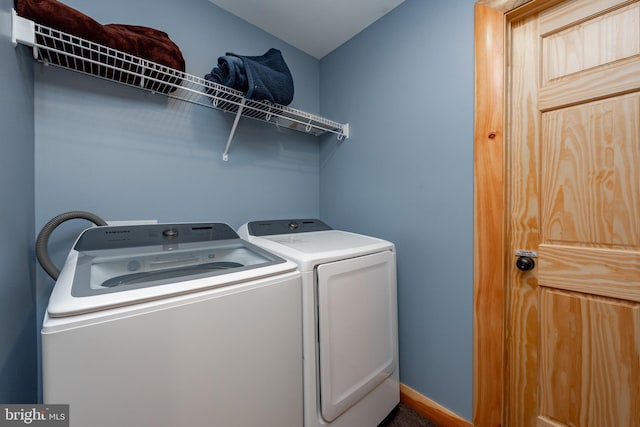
[320,0,476,420]
[2,0,477,420]
[0,0,37,403]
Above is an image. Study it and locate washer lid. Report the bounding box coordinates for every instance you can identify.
[239,220,394,271]
[47,223,296,317]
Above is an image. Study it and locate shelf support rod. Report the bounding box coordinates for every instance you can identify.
[222,98,246,161]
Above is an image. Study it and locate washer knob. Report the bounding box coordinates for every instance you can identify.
[162,228,178,239]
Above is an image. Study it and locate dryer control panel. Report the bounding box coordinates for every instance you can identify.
[247,219,332,236]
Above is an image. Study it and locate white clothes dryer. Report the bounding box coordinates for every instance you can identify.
[42,222,303,427]
[238,219,399,427]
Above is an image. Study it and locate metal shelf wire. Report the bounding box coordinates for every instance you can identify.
[11,10,349,160]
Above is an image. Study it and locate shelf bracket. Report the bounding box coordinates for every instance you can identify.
[222,98,246,162]
[338,123,350,141]
[11,9,35,48]
[11,9,39,61]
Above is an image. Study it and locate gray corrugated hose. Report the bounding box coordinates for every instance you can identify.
[36,211,107,280]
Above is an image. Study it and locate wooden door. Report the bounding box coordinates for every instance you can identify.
[506,1,640,426]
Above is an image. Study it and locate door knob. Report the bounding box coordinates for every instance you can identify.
[516,256,535,271]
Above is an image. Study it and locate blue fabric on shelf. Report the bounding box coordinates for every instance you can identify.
[207,55,248,93]
[204,48,294,106]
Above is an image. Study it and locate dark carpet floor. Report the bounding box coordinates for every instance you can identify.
[378,403,439,427]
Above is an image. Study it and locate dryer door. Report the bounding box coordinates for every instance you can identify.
[317,250,398,422]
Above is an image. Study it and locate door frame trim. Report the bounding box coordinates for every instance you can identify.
[473,3,505,426]
[474,1,570,426]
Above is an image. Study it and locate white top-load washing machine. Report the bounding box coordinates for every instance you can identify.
[238,219,399,427]
[42,222,303,427]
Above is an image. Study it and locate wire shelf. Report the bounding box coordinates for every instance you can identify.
[11,11,349,159]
